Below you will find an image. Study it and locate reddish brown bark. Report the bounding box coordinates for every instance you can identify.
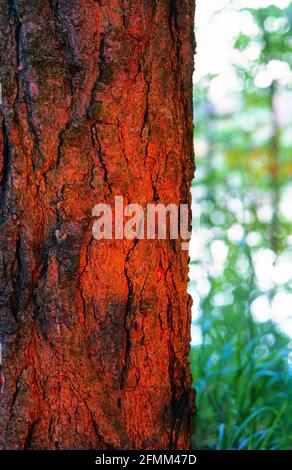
[0,0,195,449]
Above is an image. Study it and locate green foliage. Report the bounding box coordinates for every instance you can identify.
[191,1,292,450]
[191,254,292,449]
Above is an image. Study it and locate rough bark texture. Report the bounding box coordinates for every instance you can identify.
[0,0,195,449]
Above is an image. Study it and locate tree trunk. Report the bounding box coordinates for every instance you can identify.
[0,0,195,450]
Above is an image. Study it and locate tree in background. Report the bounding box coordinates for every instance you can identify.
[0,0,195,449]
[191,0,292,450]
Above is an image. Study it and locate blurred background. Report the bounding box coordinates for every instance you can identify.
[189,0,292,449]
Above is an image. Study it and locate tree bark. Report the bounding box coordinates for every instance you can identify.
[0,0,195,450]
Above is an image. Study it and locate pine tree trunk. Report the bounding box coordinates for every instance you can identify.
[0,0,195,450]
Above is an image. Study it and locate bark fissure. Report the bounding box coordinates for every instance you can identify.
[120,238,139,390]
[0,119,11,214]
[23,420,36,450]
[91,124,112,195]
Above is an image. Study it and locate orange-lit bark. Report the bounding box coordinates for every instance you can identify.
[0,0,195,449]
